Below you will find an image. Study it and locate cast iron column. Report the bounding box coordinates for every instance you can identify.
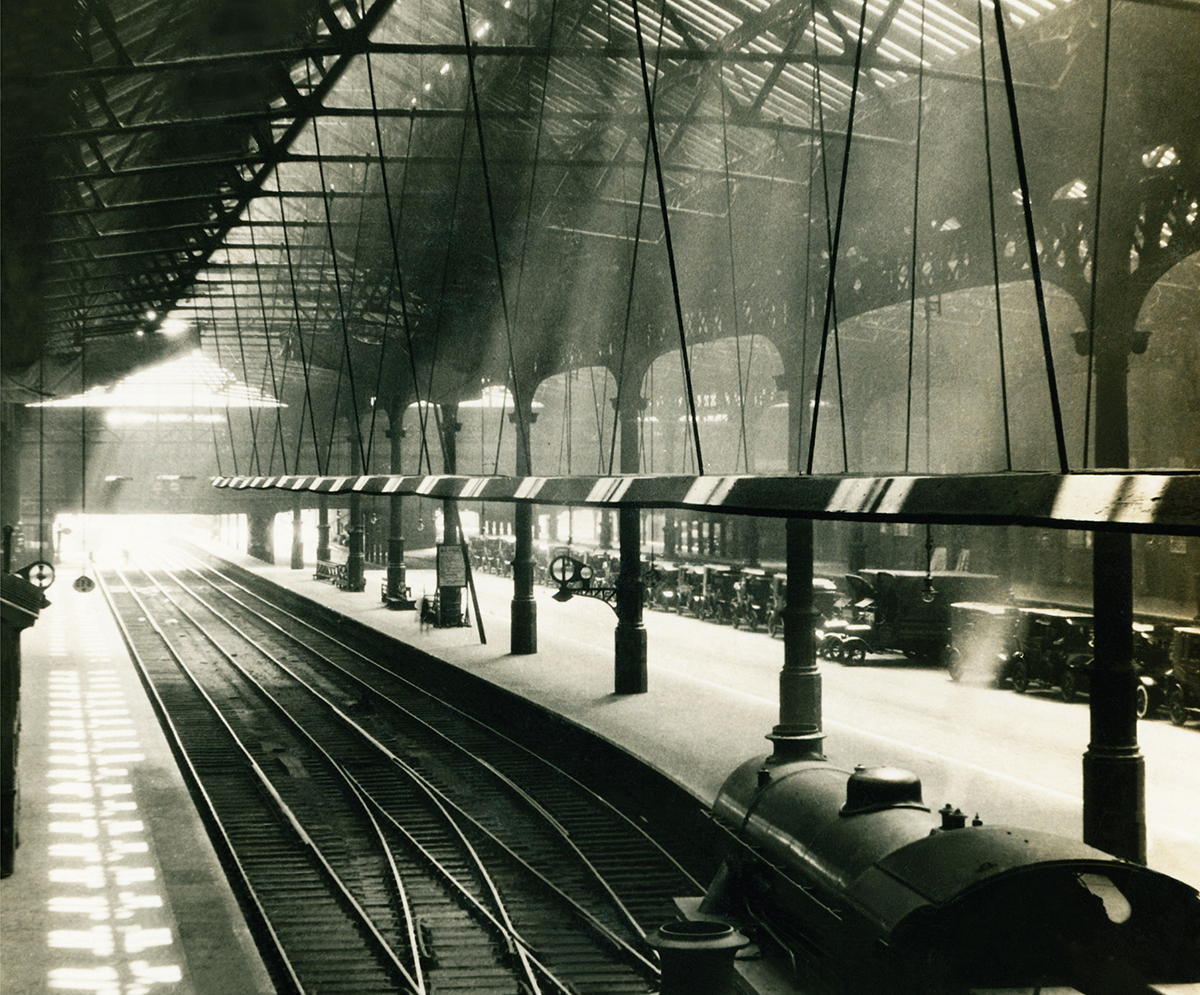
[0,405,23,554]
[385,404,413,607]
[614,395,648,694]
[316,495,331,566]
[290,502,304,569]
[345,422,366,592]
[768,517,825,761]
[663,514,677,558]
[598,509,613,550]
[510,400,538,655]
[438,404,463,627]
[1082,321,1146,863]
[247,510,275,564]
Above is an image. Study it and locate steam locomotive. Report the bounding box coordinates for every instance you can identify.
[700,758,1200,994]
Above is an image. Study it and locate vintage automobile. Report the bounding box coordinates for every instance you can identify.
[944,600,1021,685]
[822,569,1005,662]
[700,564,739,623]
[1167,625,1200,726]
[817,617,873,663]
[732,567,773,631]
[676,564,709,616]
[645,560,680,611]
[1008,607,1094,702]
[1132,622,1175,719]
[767,576,839,639]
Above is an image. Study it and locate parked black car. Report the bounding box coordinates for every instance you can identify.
[701,565,739,623]
[945,600,1021,685]
[732,568,773,631]
[676,564,708,617]
[1008,607,1094,702]
[1133,622,1175,719]
[767,576,840,639]
[645,561,682,611]
[1167,625,1200,726]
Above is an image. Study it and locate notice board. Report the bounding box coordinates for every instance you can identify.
[437,543,467,588]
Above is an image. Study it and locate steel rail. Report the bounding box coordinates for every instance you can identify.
[149,551,640,990]
[115,561,426,991]
[173,552,662,949]
[124,558,547,992]
[136,559,583,995]
[153,550,661,979]
[95,567,308,995]
[103,564,417,994]
[175,541,703,894]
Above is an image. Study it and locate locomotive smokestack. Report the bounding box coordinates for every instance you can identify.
[767,518,825,761]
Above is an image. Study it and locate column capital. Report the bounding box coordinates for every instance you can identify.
[1070,329,1151,357]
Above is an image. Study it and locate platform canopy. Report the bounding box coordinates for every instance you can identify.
[212,470,1200,534]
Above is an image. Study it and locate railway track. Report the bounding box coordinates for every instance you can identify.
[100,549,707,995]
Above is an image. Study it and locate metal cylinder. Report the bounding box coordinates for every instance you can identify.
[647,920,748,995]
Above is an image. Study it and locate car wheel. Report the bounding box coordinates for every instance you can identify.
[1135,683,1150,720]
[1168,687,1189,726]
[947,648,964,683]
[1010,658,1029,694]
[1061,669,1078,703]
[844,643,866,666]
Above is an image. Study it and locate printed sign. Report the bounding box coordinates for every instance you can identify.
[437,543,467,588]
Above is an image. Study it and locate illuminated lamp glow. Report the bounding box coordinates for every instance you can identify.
[158,317,191,337]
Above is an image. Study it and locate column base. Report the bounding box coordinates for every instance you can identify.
[614,626,647,694]
[511,597,537,655]
[1083,747,1146,863]
[384,566,415,609]
[343,560,366,593]
[438,587,468,627]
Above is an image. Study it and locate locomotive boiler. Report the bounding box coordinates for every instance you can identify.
[701,758,1200,995]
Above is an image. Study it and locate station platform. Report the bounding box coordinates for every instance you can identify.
[4,539,1199,995]
[0,578,275,995]
[197,542,1200,893]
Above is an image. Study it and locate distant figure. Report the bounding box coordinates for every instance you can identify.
[418,594,438,631]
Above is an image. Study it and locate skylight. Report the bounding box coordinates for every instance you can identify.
[27,352,286,410]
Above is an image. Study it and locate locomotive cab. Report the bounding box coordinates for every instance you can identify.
[706,757,1200,994]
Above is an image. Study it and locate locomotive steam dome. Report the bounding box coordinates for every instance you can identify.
[840,765,926,815]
